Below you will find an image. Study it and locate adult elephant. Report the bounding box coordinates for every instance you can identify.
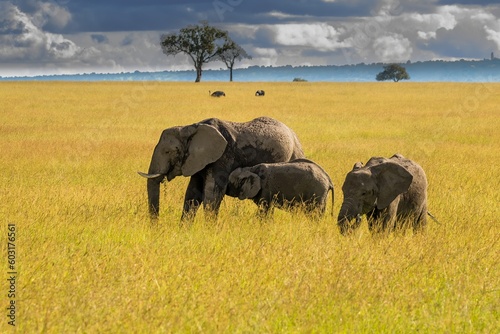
[138,117,305,221]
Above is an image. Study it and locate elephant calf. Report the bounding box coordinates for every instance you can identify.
[338,153,428,235]
[227,159,334,217]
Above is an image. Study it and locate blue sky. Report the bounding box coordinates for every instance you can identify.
[1,0,499,76]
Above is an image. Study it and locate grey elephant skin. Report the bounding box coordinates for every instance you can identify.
[338,154,428,235]
[138,117,304,221]
[227,158,334,217]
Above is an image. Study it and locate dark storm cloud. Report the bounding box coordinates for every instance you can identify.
[65,2,209,33]
[214,0,374,22]
[91,34,108,44]
[10,1,500,34]
[0,17,25,35]
[56,0,378,33]
[121,35,134,46]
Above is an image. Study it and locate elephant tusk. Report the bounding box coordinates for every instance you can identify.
[137,172,164,179]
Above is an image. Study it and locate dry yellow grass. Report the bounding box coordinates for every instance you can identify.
[0,81,499,333]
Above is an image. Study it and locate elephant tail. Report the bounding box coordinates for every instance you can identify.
[427,211,441,224]
[329,185,335,217]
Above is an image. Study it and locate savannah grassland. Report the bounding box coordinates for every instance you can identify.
[0,81,499,333]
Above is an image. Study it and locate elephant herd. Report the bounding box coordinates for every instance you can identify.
[139,117,430,235]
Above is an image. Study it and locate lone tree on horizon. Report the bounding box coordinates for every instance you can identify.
[161,22,236,82]
[376,64,410,82]
[218,42,251,82]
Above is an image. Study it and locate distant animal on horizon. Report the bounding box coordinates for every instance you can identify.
[255,90,265,96]
[210,90,225,97]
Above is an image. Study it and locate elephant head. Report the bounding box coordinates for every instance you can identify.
[338,160,413,235]
[138,123,228,217]
[228,168,261,200]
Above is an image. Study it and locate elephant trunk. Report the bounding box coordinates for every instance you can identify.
[144,151,168,219]
[337,200,362,235]
[147,178,161,218]
[139,169,166,218]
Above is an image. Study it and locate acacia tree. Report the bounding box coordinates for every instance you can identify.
[376,64,410,82]
[218,41,251,82]
[160,22,233,82]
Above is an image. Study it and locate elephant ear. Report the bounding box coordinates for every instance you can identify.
[228,168,242,186]
[181,124,228,176]
[371,161,413,209]
[238,170,261,200]
[352,162,364,170]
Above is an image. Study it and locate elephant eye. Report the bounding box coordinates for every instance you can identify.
[164,148,178,155]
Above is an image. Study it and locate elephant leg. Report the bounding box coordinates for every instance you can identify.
[381,211,397,232]
[367,210,381,233]
[381,201,400,232]
[304,200,323,220]
[202,169,227,220]
[256,200,272,219]
[181,174,204,222]
[412,206,428,233]
[203,194,224,221]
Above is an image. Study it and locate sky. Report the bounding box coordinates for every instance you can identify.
[1,0,499,77]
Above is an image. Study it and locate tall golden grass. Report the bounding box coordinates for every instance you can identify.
[1,82,499,333]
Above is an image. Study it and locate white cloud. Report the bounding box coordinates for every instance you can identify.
[273,23,348,51]
[470,11,496,23]
[250,47,279,66]
[485,25,500,49]
[266,11,307,20]
[408,10,457,32]
[252,47,278,58]
[0,2,165,76]
[0,3,80,62]
[341,3,500,64]
[31,1,72,30]
[373,34,412,62]
[374,0,405,16]
[417,31,436,40]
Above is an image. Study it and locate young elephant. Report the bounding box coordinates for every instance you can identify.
[227,159,334,217]
[338,154,428,235]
